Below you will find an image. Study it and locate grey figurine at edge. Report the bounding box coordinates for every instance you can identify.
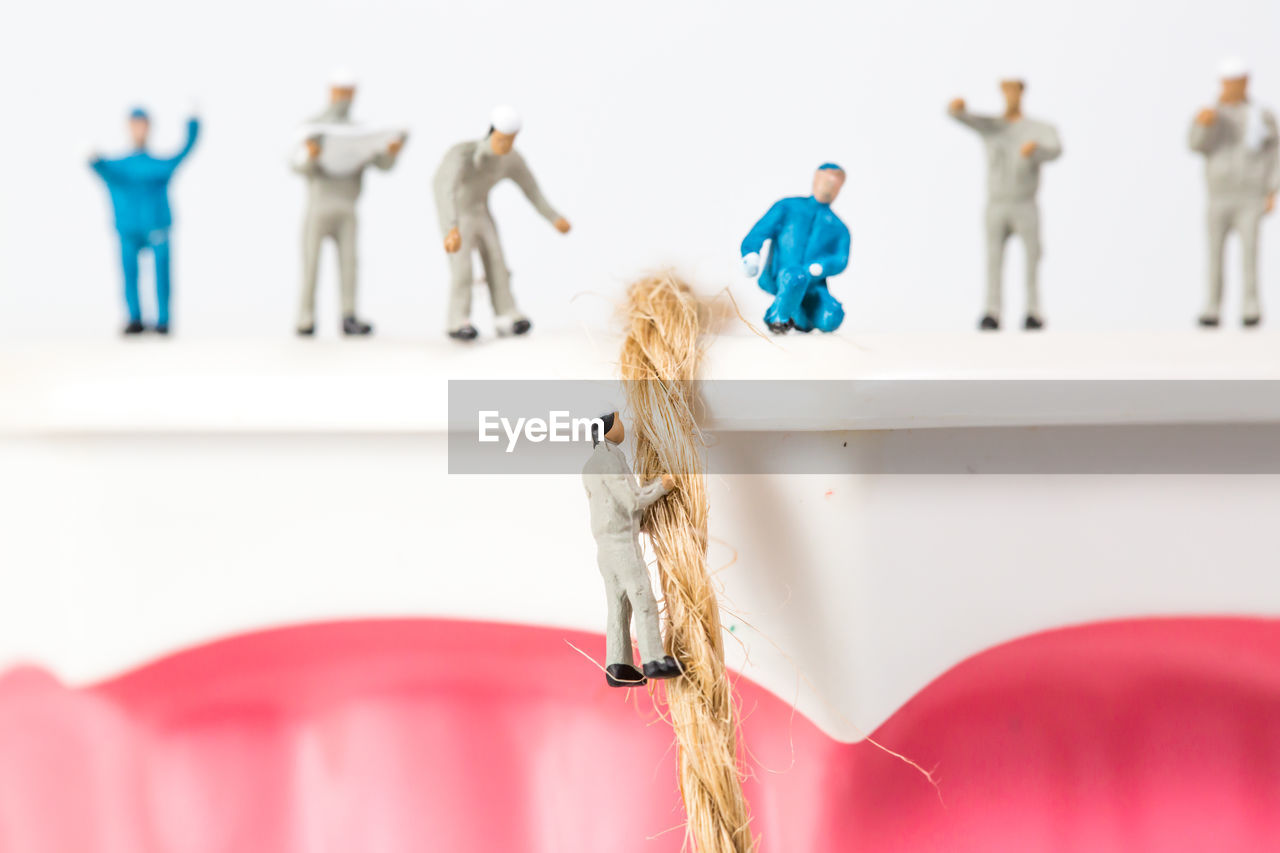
[433,106,571,342]
[292,67,406,337]
[581,412,683,688]
[1189,57,1279,329]
[949,78,1063,332]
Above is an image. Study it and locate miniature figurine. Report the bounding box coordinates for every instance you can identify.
[292,68,406,336]
[740,163,851,334]
[948,79,1062,331]
[582,412,682,688]
[89,106,200,335]
[433,106,570,341]
[1189,58,1279,328]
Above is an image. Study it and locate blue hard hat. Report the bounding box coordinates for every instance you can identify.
[129,107,150,121]
[818,162,844,172]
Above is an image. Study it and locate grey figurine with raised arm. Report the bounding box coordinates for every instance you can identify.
[949,78,1063,331]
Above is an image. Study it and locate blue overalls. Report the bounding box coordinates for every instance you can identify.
[91,118,200,328]
[741,195,850,332]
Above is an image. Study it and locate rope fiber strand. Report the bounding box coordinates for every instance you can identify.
[620,272,756,852]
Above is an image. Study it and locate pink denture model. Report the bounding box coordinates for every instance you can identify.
[3,617,1280,852]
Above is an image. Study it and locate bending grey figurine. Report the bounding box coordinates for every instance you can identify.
[581,412,682,688]
[949,79,1062,331]
[292,68,403,336]
[1189,58,1279,328]
[433,105,570,341]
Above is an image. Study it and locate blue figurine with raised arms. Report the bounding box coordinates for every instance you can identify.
[89,106,200,335]
[740,163,851,334]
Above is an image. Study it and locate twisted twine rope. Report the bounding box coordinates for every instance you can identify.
[620,272,756,852]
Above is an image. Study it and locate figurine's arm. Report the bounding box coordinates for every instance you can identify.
[434,147,467,230]
[741,202,786,277]
[123,117,201,182]
[1033,124,1062,162]
[808,224,851,279]
[634,476,673,510]
[948,106,1001,135]
[160,117,200,174]
[1188,110,1219,154]
[508,153,563,224]
[89,155,124,182]
[1264,112,1279,196]
[371,135,405,172]
[741,202,785,256]
[601,472,672,514]
[291,139,322,176]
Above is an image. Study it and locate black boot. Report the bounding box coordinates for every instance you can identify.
[153,324,170,336]
[123,320,146,335]
[342,316,373,336]
[296,325,315,337]
[978,315,999,331]
[448,325,479,341]
[511,318,532,336]
[605,663,647,688]
[1023,315,1044,331]
[643,656,683,680]
[1198,314,1220,328]
[1244,315,1262,328]
[766,320,793,335]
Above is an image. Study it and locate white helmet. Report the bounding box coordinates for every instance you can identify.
[1218,57,1249,81]
[490,105,522,135]
[329,66,357,88]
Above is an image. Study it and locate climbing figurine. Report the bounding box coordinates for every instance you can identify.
[582,411,683,688]
[949,78,1062,331]
[1189,57,1279,328]
[292,67,407,337]
[433,105,571,341]
[89,105,200,335]
[740,163,851,334]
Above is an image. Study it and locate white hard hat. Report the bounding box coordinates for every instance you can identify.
[329,66,357,88]
[1218,57,1249,80]
[490,105,522,135]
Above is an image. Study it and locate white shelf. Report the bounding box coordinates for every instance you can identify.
[4,331,1280,435]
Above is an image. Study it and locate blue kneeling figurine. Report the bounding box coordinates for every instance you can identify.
[740,163,850,334]
[90,107,200,335]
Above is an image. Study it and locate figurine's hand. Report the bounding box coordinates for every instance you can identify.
[1267,194,1276,215]
[305,138,322,160]
[742,252,761,278]
[948,97,966,114]
[1196,108,1218,127]
[553,217,571,234]
[1020,140,1039,158]
[661,473,676,492]
[808,262,823,277]
[387,137,405,156]
[444,227,462,253]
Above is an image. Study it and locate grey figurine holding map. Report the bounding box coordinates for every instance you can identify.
[1189,57,1279,328]
[292,68,405,337]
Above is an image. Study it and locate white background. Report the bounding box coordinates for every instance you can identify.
[1,0,1278,338]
